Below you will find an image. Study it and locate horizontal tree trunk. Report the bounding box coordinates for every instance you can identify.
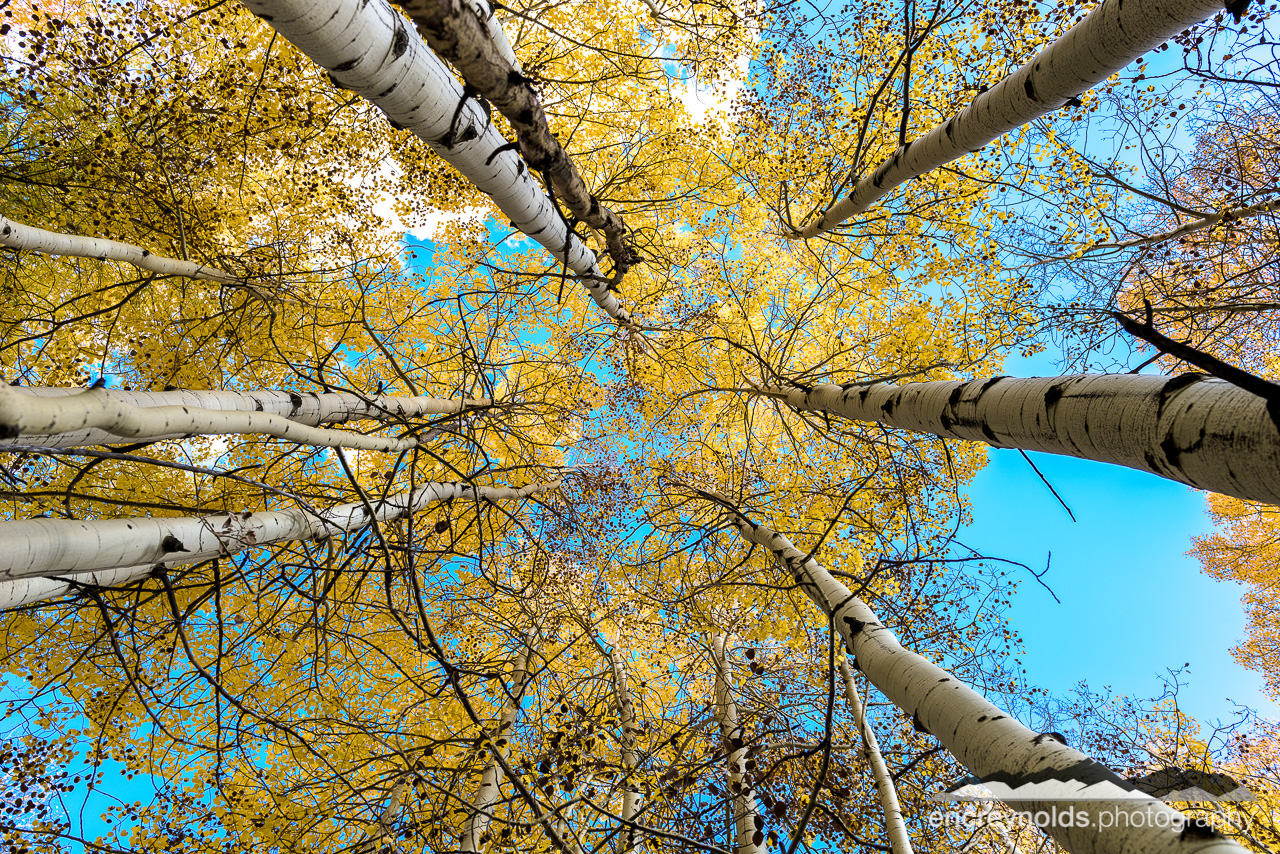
[0,479,557,582]
[795,0,1224,237]
[242,0,633,324]
[0,565,155,611]
[1,215,246,286]
[0,386,486,449]
[761,374,1280,505]
[726,510,1245,854]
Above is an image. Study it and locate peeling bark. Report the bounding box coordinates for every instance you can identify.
[762,374,1280,505]
[711,634,767,854]
[795,0,1225,237]
[0,479,558,583]
[725,509,1245,854]
[242,0,634,324]
[0,386,486,449]
[396,0,639,282]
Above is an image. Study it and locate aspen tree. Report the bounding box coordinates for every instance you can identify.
[711,633,767,854]
[0,385,487,450]
[717,500,1245,854]
[794,0,1227,237]
[461,629,537,853]
[837,655,913,854]
[241,0,634,324]
[753,374,1280,504]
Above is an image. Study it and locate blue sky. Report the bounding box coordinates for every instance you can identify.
[960,349,1279,727]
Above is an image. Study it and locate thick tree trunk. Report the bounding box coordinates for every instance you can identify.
[606,642,644,849]
[396,0,638,281]
[241,0,633,324]
[710,634,767,854]
[0,215,248,287]
[461,632,537,852]
[838,656,912,854]
[0,386,486,449]
[0,479,557,583]
[794,0,1224,237]
[724,509,1244,854]
[760,374,1280,505]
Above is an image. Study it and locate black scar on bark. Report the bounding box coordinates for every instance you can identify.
[331,57,360,72]
[160,535,187,553]
[254,401,263,411]
[377,82,398,98]
[1155,371,1205,419]
[1033,731,1068,746]
[0,424,17,439]
[390,23,409,59]
[844,616,867,635]
[289,392,303,413]
[912,713,930,734]
[944,119,955,137]
[1023,76,1036,101]
[1043,382,1065,418]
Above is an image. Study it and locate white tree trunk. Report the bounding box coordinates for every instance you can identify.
[837,656,912,854]
[0,386,486,449]
[606,642,644,850]
[241,0,633,325]
[0,479,558,583]
[710,633,767,854]
[461,632,537,853]
[0,565,156,611]
[760,374,1280,505]
[725,510,1245,854]
[0,215,248,287]
[357,775,410,854]
[794,0,1225,237]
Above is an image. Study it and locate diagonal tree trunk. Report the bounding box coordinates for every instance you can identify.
[395,0,639,283]
[0,479,558,583]
[719,502,1245,854]
[837,655,913,854]
[0,386,487,449]
[357,774,411,854]
[754,374,1280,505]
[461,628,538,852]
[710,633,767,854]
[793,0,1225,238]
[240,0,634,325]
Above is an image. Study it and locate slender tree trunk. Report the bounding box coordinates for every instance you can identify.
[757,374,1280,505]
[837,655,912,854]
[794,0,1224,237]
[710,633,767,854]
[0,386,487,449]
[606,642,644,850]
[0,479,558,583]
[721,505,1245,854]
[461,630,537,853]
[0,215,250,288]
[357,774,410,854]
[241,0,633,325]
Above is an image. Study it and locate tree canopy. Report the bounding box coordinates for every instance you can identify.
[1,0,1278,851]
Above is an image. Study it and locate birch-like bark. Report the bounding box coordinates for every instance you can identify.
[396,0,638,282]
[241,0,634,325]
[1069,198,1280,258]
[710,634,767,854]
[461,631,537,853]
[837,656,912,854]
[0,479,558,582]
[605,643,644,850]
[0,386,486,449]
[0,215,249,287]
[0,565,156,611]
[794,0,1225,237]
[357,775,410,854]
[758,374,1280,505]
[724,508,1244,854]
